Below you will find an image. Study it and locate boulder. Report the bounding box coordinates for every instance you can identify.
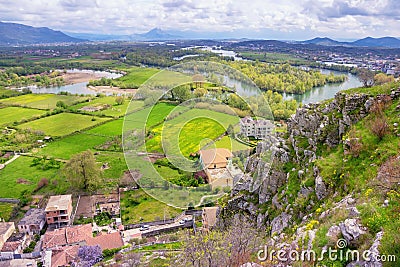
[339,219,366,243]
[326,225,341,239]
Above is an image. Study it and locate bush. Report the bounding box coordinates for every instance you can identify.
[34,178,49,192]
[94,212,112,226]
[23,241,37,253]
[369,115,389,140]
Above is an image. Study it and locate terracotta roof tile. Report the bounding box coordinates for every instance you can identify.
[1,241,21,252]
[66,224,92,244]
[87,232,123,250]
[51,245,79,267]
[43,229,67,249]
[199,148,232,167]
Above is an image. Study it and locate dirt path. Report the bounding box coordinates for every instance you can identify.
[4,154,20,166]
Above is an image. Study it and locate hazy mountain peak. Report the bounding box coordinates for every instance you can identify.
[131,28,180,40]
[0,21,84,45]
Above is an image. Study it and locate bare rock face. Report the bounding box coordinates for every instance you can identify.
[271,212,292,235]
[288,91,373,164]
[233,135,290,204]
[326,225,341,239]
[315,175,328,200]
[339,218,366,243]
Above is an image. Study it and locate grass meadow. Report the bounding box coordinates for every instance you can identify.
[0,203,16,221]
[71,97,144,117]
[0,106,46,126]
[0,156,60,198]
[120,189,181,224]
[0,94,89,109]
[17,113,111,136]
[37,133,110,159]
[146,108,239,156]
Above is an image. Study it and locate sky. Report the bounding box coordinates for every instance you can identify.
[1,0,400,40]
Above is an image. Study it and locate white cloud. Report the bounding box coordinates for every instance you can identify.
[0,0,399,38]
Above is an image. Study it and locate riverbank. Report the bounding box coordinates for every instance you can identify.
[61,72,104,84]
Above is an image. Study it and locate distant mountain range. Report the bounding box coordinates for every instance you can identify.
[68,28,180,42]
[1,21,400,48]
[0,22,85,45]
[301,36,400,48]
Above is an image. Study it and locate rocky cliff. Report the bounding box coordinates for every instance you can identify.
[220,85,400,266]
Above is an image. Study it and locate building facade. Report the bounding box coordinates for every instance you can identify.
[18,208,46,235]
[45,195,73,228]
[240,116,274,139]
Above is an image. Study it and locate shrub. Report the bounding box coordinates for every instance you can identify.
[369,115,389,140]
[34,178,49,192]
[115,96,124,105]
[94,212,112,226]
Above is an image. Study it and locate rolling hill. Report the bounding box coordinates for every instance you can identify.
[0,21,85,45]
[302,36,400,48]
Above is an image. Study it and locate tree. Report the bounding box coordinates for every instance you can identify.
[76,245,103,267]
[172,85,192,102]
[177,215,262,266]
[227,124,234,137]
[56,100,67,109]
[358,69,375,87]
[374,73,394,85]
[63,150,102,192]
[193,87,207,97]
[226,94,248,110]
[192,74,205,88]
[115,96,124,105]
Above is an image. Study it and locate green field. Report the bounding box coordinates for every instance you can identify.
[178,117,225,156]
[146,108,239,155]
[0,203,16,221]
[0,156,60,198]
[116,67,159,87]
[86,102,183,136]
[0,94,89,109]
[145,102,188,128]
[212,135,251,152]
[0,107,46,126]
[37,133,110,159]
[121,189,181,224]
[85,119,125,136]
[95,152,128,183]
[17,113,111,136]
[71,97,144,117]
[0,88,23,99]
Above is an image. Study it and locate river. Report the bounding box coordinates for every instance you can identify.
[26,69,122,95]
[181,46,362,104]
[281,69,362,104]
[29,58,361,103]
[221,69,361,104]
[197,47,362,104]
